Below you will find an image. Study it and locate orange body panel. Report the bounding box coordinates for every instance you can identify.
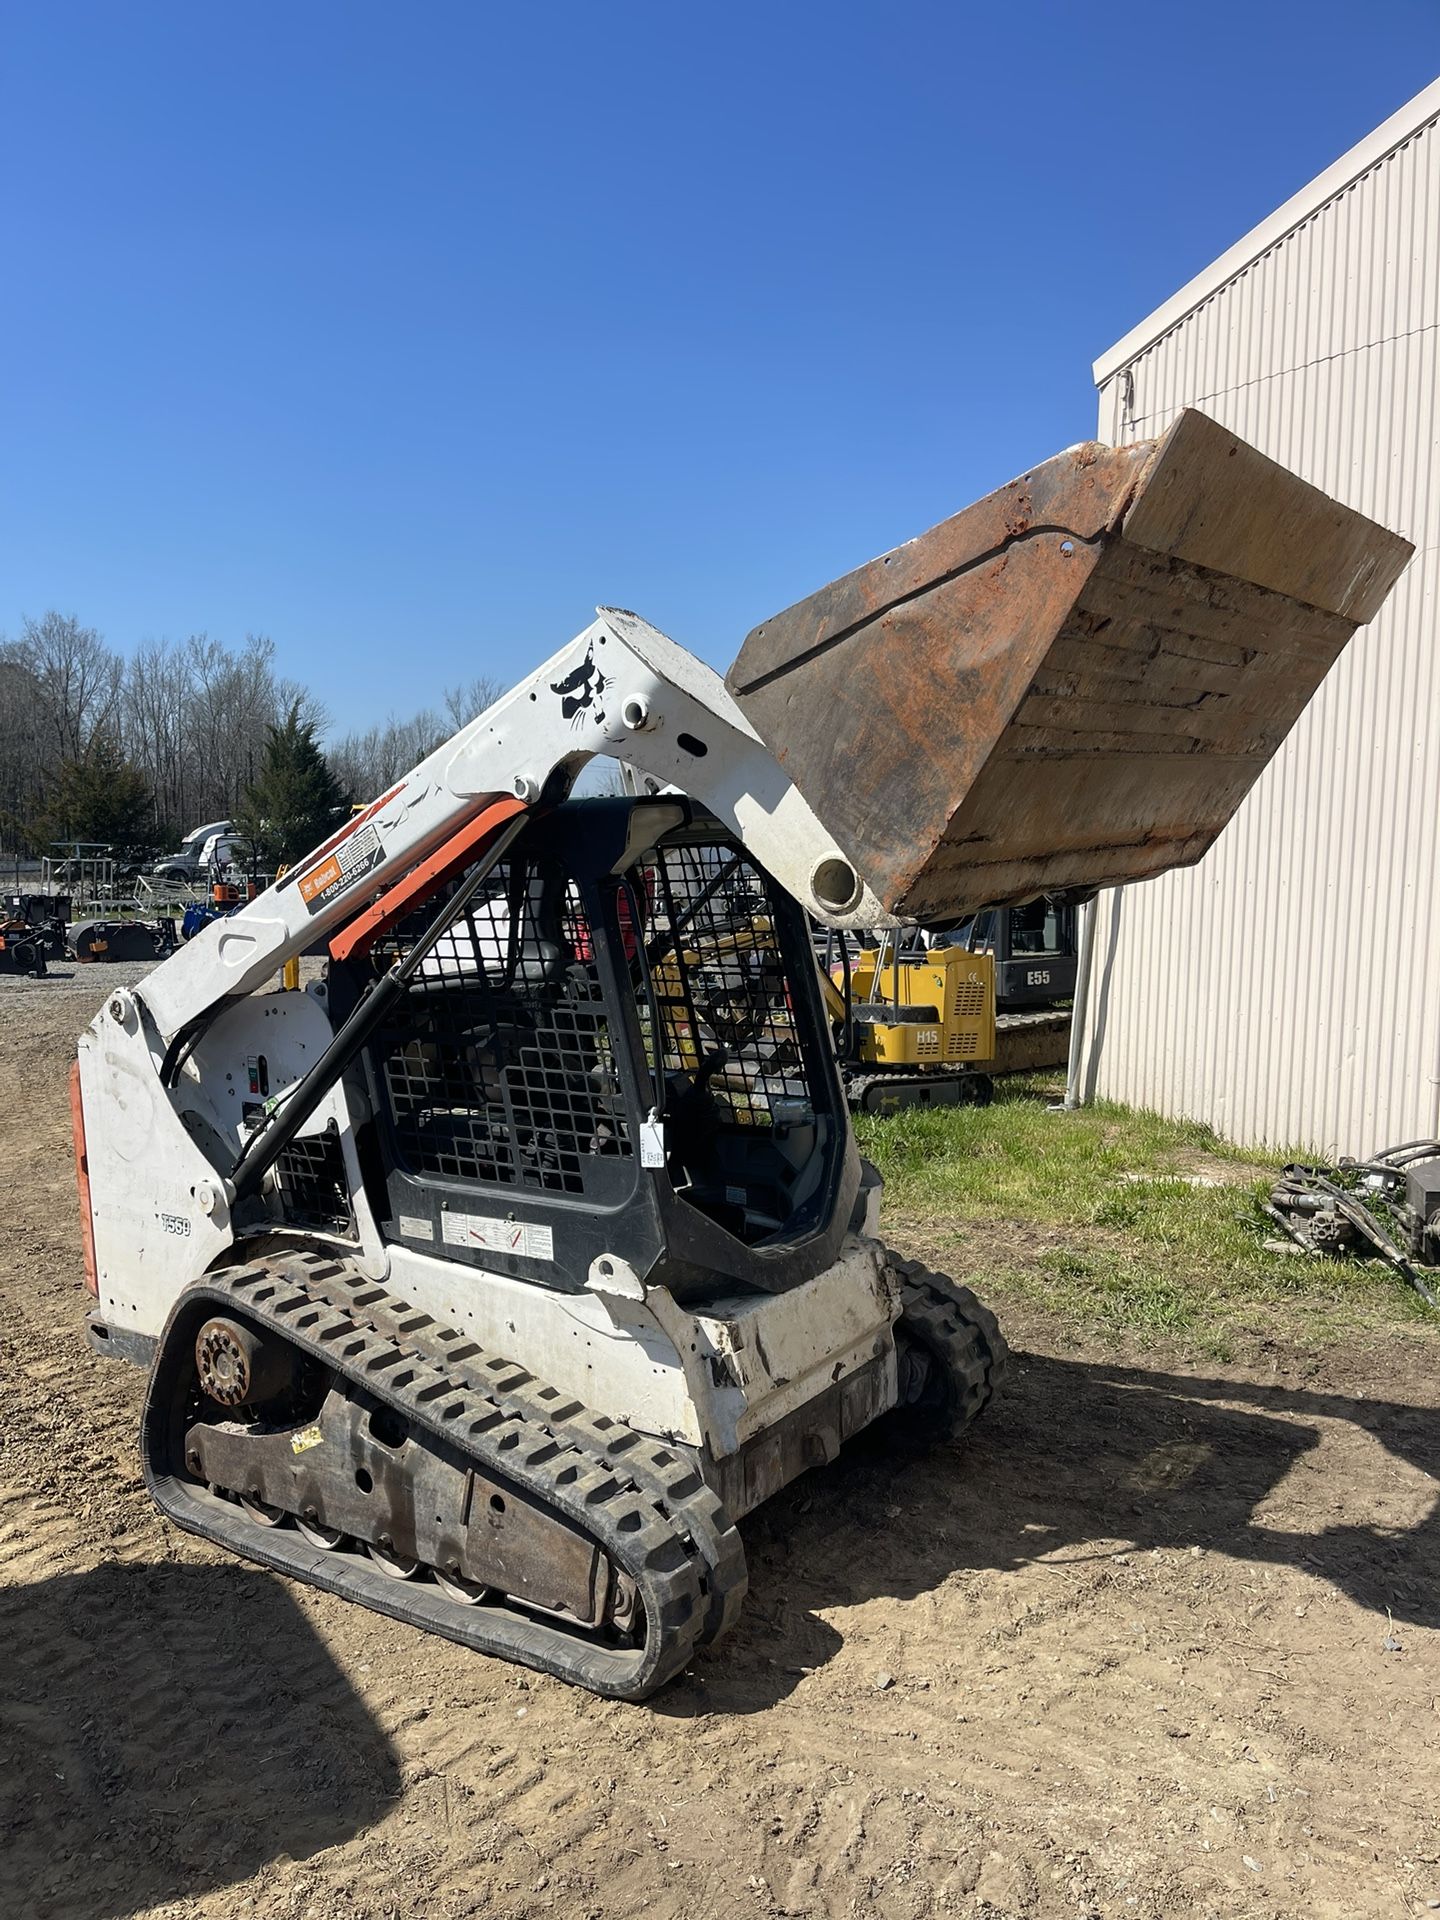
[328,797,528,962]
[68,1061,98,1298]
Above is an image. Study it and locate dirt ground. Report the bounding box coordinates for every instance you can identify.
[3,970,1438,1920]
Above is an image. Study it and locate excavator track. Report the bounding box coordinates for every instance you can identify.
[846,1070,994,1115]
[886,1252,1009,1436]
[986,1008,1072,1077]
[141,1249,746,1700]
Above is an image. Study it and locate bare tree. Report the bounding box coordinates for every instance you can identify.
[330,709,449,802]
[179,634,298,825]
[0,606,511,861]
[330,677,506,803]
[571,757,627,797]
[0,647,48,859]
[111,632,322,846]
[122,638,195,835]
[277,677,328,737]
[442,675,504,731]
[18,613,123,761]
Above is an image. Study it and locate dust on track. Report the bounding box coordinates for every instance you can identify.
[2,972,1437,1920]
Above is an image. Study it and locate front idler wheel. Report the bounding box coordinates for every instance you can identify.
[195,1315,294,1409]
[887,1253,1008,1441]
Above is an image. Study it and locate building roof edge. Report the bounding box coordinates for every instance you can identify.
[1093,76,1440,387]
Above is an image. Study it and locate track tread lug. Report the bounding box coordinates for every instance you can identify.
[143,1248,745,1699]
[886,1249,1009,1438]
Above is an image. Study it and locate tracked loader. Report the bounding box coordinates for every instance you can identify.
[72,410,1410,1697]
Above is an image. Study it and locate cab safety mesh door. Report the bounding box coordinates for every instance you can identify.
[370,859,633,1200]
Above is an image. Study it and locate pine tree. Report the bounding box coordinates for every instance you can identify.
[38,732,155,851]
[238,700,349,865]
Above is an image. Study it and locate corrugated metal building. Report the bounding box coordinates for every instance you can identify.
[1075,77,1440,1153]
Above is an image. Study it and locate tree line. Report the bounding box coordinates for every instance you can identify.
[0,610,503,868]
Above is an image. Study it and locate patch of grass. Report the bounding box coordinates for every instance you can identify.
[857,1079,1435,1350]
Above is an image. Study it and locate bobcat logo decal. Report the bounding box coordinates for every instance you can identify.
[550,643,612,728]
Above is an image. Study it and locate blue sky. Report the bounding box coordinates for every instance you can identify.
[4,3,1437,737]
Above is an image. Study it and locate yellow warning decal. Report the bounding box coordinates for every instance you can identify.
[290,1424,324,1454]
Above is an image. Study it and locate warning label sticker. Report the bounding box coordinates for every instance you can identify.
[298,819,385,914]
[441,1211,554,1262]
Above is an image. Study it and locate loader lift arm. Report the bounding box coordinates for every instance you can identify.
[137,608,888,1046]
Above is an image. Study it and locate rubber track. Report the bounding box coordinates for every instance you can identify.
[885,1251,1009,1436]
[141,1249,746,1700]
[847,1072,993,1113]
[296,1256,747,1644]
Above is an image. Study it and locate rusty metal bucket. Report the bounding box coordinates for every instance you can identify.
[726,409,1412,922]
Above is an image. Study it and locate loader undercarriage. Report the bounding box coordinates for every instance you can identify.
[145,1250,743,1696]
[142,1246,1004,1697]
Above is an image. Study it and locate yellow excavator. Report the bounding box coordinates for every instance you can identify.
[818,931,997,1112]
[817,899,1088,1112]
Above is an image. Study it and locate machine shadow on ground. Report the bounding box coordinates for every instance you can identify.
[1,1559,401,1920]
[672,1349,1440,1714]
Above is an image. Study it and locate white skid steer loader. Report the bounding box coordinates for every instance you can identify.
[72,412,1410,1697]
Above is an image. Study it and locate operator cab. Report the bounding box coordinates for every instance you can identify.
[937,899,1079,1009]
[331,797,858,1302]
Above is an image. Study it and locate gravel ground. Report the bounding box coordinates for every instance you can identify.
[2,971,1438,1920]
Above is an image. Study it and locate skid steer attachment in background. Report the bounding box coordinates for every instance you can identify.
[727,408,1414,923]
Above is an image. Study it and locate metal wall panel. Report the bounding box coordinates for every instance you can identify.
[1081,106,1440,1153]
